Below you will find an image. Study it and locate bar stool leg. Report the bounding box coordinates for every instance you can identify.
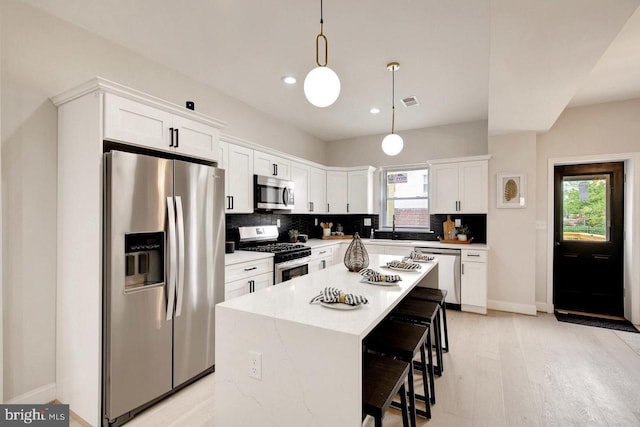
[399,383,409,427]
[418,342,432,418]
[425,331,436,405]
[441,302,449,352]
[407,370,417,427]
[434,314,444,376]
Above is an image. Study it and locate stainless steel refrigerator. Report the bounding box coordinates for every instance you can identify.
[103,150,225,426]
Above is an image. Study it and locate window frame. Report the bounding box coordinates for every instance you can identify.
[380,164,431,231]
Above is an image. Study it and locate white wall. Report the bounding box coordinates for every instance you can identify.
[487,132,537,315]
[0,0,325,402]
[536,99,640,323]
[325,120,488,167]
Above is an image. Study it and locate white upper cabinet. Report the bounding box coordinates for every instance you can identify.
[291,162,310,213]
[171,115,220,160]
[326,170,348,213]
[309,166,327,213]
[254,150,291,180]
[103,93,221,162]
[219,141,254,213]
[347,167,376,214]
[430,157,489,214]
[326,167,376,214]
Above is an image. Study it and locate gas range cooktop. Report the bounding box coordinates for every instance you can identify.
[237,225,311,263]
[243,243,308,254]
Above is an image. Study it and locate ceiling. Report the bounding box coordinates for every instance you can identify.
[18,0,640,141]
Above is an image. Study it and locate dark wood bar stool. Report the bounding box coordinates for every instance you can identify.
[408,287,450,352]
[363,353,411,427]
[391,299,444,380]
[364,319,431,424]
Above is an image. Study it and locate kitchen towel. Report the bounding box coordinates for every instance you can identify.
[309,287,368,306]
[384,260,421,270]
[407,251,434,261]
[359,269,402,283]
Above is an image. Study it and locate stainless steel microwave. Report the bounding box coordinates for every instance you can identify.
[254,175,295,211]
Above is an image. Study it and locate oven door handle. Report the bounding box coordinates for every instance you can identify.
[276,256,311,270]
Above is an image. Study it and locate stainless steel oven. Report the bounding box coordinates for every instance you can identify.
[238,225,312,285]
[275,256,311,284]
[254,175,295,211]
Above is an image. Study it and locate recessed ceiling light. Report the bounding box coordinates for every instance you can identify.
[281,76,297,85]
[369,107,381,114]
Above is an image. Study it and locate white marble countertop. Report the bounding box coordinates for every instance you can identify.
[217,254,437,339]
[224,250,274,266]
[304,237,489,251]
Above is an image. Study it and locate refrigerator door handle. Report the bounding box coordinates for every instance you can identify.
[166,197,177,321]
[175,196,186,317]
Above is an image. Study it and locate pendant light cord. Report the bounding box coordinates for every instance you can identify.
[391,67,396,134]
[315,0,328,66]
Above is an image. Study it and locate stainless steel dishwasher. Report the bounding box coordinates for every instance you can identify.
[414,246,461,309]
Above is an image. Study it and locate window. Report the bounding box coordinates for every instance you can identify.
[562,174,610,241]
[382,166,430,229]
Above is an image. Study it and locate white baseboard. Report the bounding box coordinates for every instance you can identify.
[536,302,554,313]
[488,299,537,316]
[5,383,56,405]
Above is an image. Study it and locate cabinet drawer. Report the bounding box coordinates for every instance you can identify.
[462,250,487,263]
[226,257,273,282]
[312,246,334,259]
[224,271,273,301]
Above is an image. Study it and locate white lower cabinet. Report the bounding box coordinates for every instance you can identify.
[383,245,413,257]
[334,242,349,266]
[309,246,334,272]
[461,249,487,314]
[225,272,273,300]
[225,257,273,301]
[363,243,412,257]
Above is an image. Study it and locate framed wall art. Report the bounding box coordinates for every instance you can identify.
[497,173,526,208]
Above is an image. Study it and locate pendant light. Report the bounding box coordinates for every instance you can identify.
[304,0,340,108]
[381,62,404,156]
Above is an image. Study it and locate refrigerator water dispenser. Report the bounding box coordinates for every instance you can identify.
[124,232,164,291]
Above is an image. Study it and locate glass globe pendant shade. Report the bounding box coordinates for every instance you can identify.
[381,133,404,156]
[304,66,341,108]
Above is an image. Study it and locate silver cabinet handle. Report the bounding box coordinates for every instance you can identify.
[462,263,465,275]
[321,260,326,269]
[319,250,327,255]
[467,254,480,257]
[244,266,258,271]
[174,196,185,317]
[165,197,177,321]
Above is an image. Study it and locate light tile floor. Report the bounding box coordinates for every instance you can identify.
[73,310,640,426]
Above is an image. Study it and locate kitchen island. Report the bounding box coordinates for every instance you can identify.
[214,254,438,426]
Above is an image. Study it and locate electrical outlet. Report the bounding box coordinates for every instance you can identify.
[248,350,262,380]
[454,219,461,227]
[276,219,281,228]
[314,218,318,226]
[364,218,372,226]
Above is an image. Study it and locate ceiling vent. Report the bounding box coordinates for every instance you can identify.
[401,96,419,107]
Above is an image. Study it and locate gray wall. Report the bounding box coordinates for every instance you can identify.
[325,120,488,167]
